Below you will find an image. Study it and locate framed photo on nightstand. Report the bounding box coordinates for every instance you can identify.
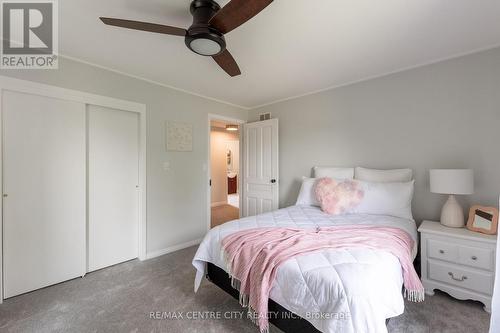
[466,205,499,235]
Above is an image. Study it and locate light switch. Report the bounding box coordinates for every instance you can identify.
[163,161,171,172]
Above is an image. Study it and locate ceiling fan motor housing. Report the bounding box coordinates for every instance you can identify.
[185,0,226,56]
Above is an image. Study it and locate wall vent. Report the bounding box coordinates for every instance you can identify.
[259,113,271,121]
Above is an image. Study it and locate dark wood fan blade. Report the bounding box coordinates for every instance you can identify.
[100,17,186,36]
[209,0,273,34]
[213,50,241,77]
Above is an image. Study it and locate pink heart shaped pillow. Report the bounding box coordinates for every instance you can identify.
[315,178,365,215]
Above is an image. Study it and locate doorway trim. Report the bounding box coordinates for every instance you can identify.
[207,114,245,232]
[0,76,147,303]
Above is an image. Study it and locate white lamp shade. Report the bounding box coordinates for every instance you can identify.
[430,169,474,195]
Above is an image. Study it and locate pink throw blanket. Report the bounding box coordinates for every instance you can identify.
[221,225,424,333]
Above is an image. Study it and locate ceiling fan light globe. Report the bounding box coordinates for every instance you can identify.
[189,38,222,56]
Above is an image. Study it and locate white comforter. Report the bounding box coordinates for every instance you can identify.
[193,205,418,333]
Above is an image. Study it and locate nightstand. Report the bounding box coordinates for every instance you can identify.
[418,220,497,312]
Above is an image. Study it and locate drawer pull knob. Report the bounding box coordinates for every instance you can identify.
[448,272,467,282]
[471,256,478,261]
[439,250,445,254]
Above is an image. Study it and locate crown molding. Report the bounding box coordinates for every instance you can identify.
[61,42,500,111]
[59,54,250,110]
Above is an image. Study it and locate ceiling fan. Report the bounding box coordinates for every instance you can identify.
[100,0,274,77]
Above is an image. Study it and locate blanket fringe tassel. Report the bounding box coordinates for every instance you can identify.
[248,306,269,333]
[222,249,268,332]
[404,288,425,302]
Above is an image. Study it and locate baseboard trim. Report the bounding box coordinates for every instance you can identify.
[211,201,227,207]
[145,239,203,260]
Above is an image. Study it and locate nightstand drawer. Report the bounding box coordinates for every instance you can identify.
[428,239,459,263]
[428,261,494,295]
[458,245,494,271]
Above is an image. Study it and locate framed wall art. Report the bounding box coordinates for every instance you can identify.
[166,121,193,152]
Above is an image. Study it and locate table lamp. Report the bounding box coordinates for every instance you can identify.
[430,169,474,228]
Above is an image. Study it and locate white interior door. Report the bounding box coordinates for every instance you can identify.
[3,91,86,298]
[242,119,279,217]
[88,105,139,272]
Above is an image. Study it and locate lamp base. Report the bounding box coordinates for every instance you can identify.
[440,195,465,228]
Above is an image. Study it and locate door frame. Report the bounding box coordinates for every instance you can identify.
[207,114,245,232]
[0,76,147,303]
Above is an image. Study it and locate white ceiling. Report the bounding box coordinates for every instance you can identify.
[61,0,500,109]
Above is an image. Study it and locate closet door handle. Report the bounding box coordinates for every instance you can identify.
[471,256,478,261]
[270,179,277,184]
[439,250,445,254]
[3,194,7,197]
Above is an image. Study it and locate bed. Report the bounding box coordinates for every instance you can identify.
[193,205,418,333]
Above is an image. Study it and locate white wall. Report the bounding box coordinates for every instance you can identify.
[249,47,500,223]
[0,57,246,256]
[210,127,239,205]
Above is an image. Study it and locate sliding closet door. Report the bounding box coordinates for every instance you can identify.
[3,91,86,298]
[88,106,139,272]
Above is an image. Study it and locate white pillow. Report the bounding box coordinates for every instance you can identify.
[314,167,354,180]
[296,177,320,206]
[355,167,413,183]
[353,180,415,220]
[314,178,414,220]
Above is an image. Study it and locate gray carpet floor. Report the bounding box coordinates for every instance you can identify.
[0,246,491,333]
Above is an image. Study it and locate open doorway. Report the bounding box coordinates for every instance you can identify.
[210,119,241,228]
